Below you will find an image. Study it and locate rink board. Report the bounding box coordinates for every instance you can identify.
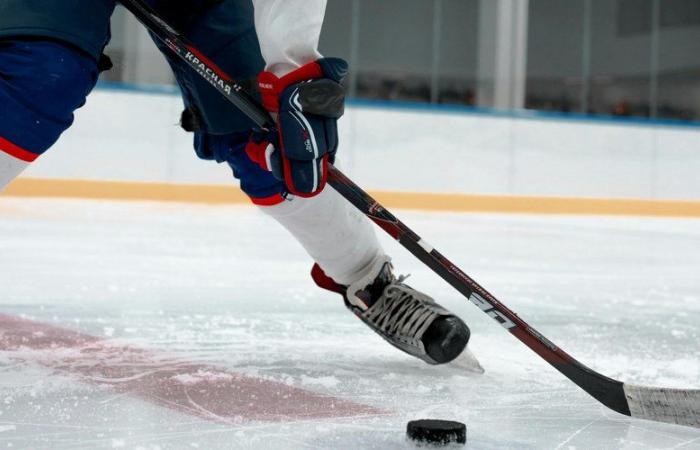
[3,87,699,213]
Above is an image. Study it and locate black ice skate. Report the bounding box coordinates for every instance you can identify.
[312,257,470,365]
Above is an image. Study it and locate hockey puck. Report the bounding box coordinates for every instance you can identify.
[406,419,466,445]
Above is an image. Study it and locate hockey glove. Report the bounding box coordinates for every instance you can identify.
[245,58,348,197]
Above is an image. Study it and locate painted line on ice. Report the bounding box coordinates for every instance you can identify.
[5,178,700,217]
[0,314,385,423]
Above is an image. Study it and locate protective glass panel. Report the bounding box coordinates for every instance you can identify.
[589,0,652,118]
[102,6,129,83]
[436,0,479,106]
[355,0,434,102]
[657,0,700,121]
[319,0,353,62]
[526,0,586,113]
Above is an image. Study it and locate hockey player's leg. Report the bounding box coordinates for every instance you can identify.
[154,0,469,364]
[264,188,470,365]
[217,140,469,364]
[186,133,467,364]
[0,39,99,191]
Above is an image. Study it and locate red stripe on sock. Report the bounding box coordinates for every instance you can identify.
[0,314,384,423]
[0,137,39,162]
[250,193,286,206]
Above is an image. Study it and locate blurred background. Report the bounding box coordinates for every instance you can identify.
[104,0,700,123]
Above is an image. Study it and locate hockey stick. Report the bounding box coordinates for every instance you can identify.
[119,0,700,429]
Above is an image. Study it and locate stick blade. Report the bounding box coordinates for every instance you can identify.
[623,384,700,428]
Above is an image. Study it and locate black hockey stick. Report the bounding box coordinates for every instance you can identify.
[119,0,700,429]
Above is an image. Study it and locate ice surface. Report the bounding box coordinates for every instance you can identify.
[0,197,699,449]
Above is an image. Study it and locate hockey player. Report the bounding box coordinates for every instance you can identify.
[0,0,470,364]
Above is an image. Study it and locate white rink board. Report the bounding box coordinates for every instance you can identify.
[23,88,700,201]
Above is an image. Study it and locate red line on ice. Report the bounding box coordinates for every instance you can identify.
[0,314,384,423]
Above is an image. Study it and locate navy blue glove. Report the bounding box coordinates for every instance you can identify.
[246,58,348,197]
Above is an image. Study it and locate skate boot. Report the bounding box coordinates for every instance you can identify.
[312,257,470,365]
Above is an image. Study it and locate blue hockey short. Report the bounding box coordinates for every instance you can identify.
[0,39,98,160]
[0,1,284,201]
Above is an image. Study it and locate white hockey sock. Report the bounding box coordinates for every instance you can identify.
[260,187,386,286]
[0,151,30,192]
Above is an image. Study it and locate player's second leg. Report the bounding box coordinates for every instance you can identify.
[276,191,470,365]
[297,188,471,365]
[224,143,470,364]
[156,0,470,365]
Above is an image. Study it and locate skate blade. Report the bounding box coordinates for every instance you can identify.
[448,347,485,374]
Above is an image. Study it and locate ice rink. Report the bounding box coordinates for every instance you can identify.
[0,196,699,449]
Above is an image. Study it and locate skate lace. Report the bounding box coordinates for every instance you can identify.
[365,275,438,342]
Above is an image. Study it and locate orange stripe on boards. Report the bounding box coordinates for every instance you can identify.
[3,178,251,204]
[3,177,700,218]
[369,191,700,218]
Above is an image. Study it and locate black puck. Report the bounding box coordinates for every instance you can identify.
[406,419,466,445]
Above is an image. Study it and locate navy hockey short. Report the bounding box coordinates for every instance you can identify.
[0,1,284,202]
[0,39,98,161]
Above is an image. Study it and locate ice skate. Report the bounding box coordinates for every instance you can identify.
[313,257,471,365]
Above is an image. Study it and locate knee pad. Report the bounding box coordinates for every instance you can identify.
[0,39,98,160]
